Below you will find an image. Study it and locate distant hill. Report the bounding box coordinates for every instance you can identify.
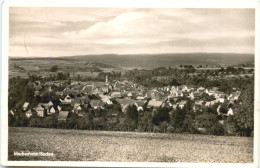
[84,62,116,68]
[55,53,255,69]
[10,53,254,70]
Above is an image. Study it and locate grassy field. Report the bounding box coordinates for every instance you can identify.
[8,127,253,162]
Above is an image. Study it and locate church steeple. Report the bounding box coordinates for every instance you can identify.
[106,75,108,83]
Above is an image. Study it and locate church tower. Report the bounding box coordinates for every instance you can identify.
[106,75,108,83]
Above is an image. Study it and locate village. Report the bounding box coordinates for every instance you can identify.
[13,73,241,126]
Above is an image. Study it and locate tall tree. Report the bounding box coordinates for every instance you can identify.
[126,105,139,126]
[171,105,185,128]
[233,82,254,136]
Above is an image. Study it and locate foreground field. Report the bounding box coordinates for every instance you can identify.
[8,127,253,162]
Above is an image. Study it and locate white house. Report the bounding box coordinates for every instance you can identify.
[64,95,72,103]
[73,104,82,114]
[134,100,147,111]
[23,102,29,111]
[136,96,145,100]
[101,96,113,105]
[60,95,73,103]
[25,109,32,118]
[36,105,45,117]
[217,95,225,103]
[147,100,163,109]
[57,105,61,112]
[178,100,187,109]
[49,107,56,114]
[227,108,234,116]
[48,101,53,107]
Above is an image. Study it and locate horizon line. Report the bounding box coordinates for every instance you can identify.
[9,52,255,59]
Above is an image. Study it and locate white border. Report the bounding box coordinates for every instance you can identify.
[254,1,260,167]
[1,1,9,166]
[1,0,260,167]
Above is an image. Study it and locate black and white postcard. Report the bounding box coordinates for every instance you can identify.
[1,0,259,167]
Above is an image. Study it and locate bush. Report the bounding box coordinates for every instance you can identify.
[50,65,58,72]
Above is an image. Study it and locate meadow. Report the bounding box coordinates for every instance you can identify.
[8,127,253,162]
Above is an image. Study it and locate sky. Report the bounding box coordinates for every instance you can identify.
[9,8,255,57]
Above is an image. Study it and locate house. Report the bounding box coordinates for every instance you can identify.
[101,97,113,105]
[176,86,182,91]
[164,100,173,108]
[49,107,56,114]
[126,92,133,97]
[73,103,82,114]
[228,91,241,101]
[48,101,53,107]
[205,89,211,95]
[147,100,163,109]
[25,109,32,118]
[100,95,113,105]
[145,91,156,100]
[219,120,224,125]
[162,86,170,92]
[197,127,207,133]
[168,93,178,99]
[64,95,73,102]
[155,92,168,101]
[136,96,145,100]
[134,100,147,111]
[195,100,204,106]
[57,105,62,112]
[182,91,190,97]
[172,104,178,110]
[189,91,202,99]
[197,87,205,93]
[205,102,211,107]
[58,111,69,121]
[60,95,73,104]
[73,95,90,105]
[106,99,113,105]
[23,102,29,111]
[181,85,188,91]
[193,100,204,112]
[36,104,45,117]
[177,90,183,97]
[41,103,50,113]
[100,86,109,93]
[110,91,122,98]
[63,88,77,96]
[170,90,183,98]
[82,85,92,94]
[170,87,177,94]
[178,100,187,109]
[210,100,217,105]
[72,96,81,105]
[90,100,104,109]
[226,108,234,116]
[171,86,177,90]
[116,98,137,112]
[206,87,218,96]
[217,94,225,103]
[211,87,219,92]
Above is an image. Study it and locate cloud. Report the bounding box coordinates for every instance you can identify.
[9,8,255,57]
